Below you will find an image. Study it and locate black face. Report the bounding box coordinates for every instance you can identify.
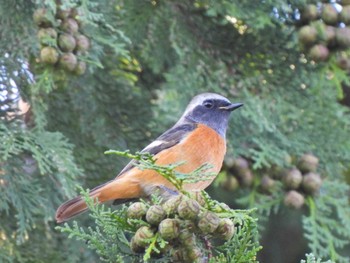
[185,99,234,137]
[202,99,232,110]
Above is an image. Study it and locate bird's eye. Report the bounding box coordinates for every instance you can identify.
[203,100,214,109]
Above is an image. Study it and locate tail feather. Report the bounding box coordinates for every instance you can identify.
[55,177,142,223]
[55,195,88,223]
[55,181,110,223]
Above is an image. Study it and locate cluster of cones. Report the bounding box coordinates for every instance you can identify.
[296,1,350,68]
[127,192,235,262]
[33,4,89,75]
[222,154,322,209]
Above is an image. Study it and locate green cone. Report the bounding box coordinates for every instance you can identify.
[284,190,305,209]
[216,218,235,240]
[283,168,302,189]
[40,47,58,65]
[197,211,220,234]
[177,198,201,220]
[179,229,196,248]
[127,202,148,219]
[133,226,155,247]
[297,154,319,173]
[162,195,182,216]
[302,172,322,194]
[146,205,166,225]
[59,53,78,72]
[58,33,76,52]
[158,218,180,240]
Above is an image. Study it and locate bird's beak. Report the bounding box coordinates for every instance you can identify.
[219,102,243,111]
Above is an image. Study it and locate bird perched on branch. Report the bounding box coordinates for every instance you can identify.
[55,93,243,223]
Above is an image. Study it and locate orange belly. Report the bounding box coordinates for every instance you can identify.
[122,124,226,194]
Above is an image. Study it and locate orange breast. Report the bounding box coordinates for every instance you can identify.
[122,124,226,194]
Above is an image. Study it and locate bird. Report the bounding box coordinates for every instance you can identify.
[55,93,243,223]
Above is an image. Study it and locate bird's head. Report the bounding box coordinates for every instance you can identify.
[178,93,243,138]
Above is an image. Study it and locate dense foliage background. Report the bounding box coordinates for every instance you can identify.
[1,0,350,262]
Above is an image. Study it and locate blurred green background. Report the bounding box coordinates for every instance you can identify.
[1,0,350,262]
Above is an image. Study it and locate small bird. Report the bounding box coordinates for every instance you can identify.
[55,93,243,223]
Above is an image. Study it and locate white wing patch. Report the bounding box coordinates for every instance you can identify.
[143,140,165,152]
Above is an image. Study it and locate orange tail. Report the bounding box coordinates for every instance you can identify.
[55,195,89,223]
[55,178,141,223]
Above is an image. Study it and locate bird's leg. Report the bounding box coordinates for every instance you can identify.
[153,185,180,202]
[203,236,212,261]
[142,184,179,203]
[157,185,179,196]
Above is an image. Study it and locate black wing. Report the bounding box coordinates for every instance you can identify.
[116,122,197,177]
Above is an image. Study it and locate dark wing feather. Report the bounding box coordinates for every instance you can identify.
[116,123,197,177]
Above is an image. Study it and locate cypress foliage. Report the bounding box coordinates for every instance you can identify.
[1,0,350,262]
